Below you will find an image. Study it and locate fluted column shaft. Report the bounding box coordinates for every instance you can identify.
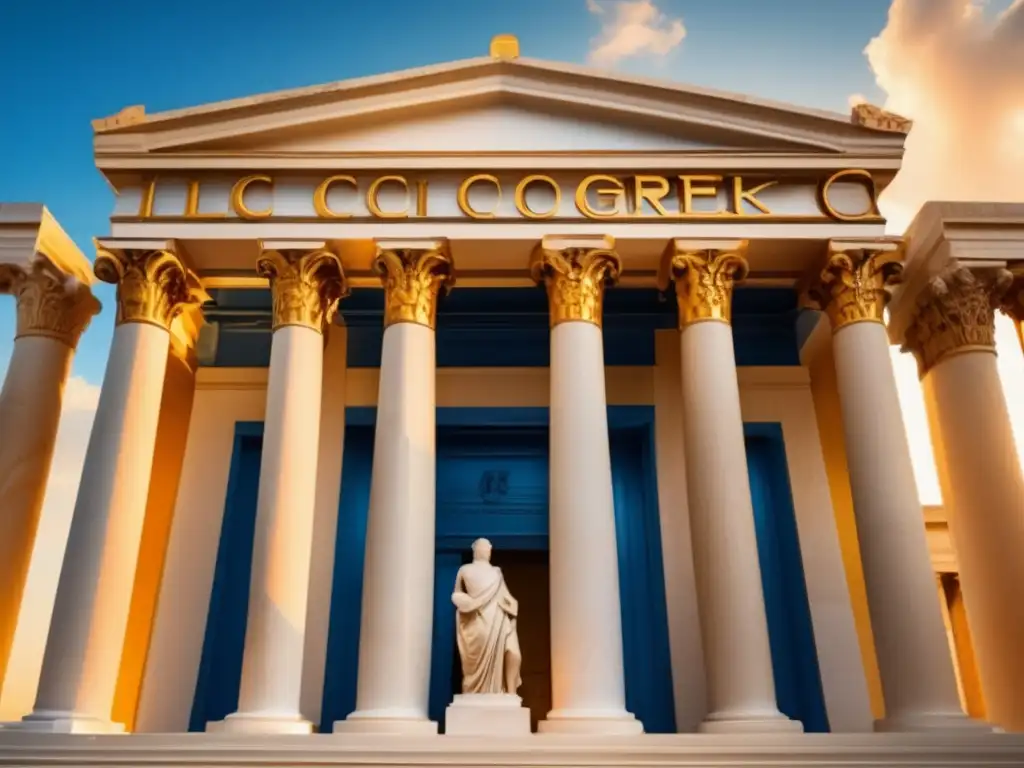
[13,248,206,733]
[336,241,453,735]
[807,247,980,732]
[532,239,640,735]
[664,242,799,734]
[214,246,346,734]
[906,264,1023,731]
[0,262,99,690]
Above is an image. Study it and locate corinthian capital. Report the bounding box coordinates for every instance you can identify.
[257,244,347,334]
[94,244,209,331]
[903,262,1012,377]
[803,241,904,332]
[659,239,749,328]
[0,260,101,348]
[529,236,621,328]
[373,239,454,330]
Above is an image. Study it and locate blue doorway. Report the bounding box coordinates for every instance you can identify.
[320,406,676,734]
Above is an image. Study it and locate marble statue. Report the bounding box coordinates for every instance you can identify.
[451,538,523,695]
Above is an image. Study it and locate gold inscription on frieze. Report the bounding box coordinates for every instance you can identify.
[367,175,410,219]
[515,174,561,220]
[819,169,880,221]
[230,175,274,220]
[313,175,357,219]
[135,169,881,223]
[575,175,626,219]
[457,174,502,219]
[678,175,721,215]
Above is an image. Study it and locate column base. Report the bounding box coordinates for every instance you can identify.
[3,711,125,734]
[207,713,314,735]
[333,708,438,735]
[538,708,643,735]
[699,710,803,734]
[445,694,531,736]
[874,712,995,733]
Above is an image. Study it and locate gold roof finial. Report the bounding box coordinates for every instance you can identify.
[490,34,520,60]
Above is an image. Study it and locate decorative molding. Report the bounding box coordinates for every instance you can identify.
[850,103,912,134]
[92,105,147,133]
[902,262,1012,378]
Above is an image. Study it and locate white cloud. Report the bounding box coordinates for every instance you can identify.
[867,0,1024,233]
[848,93,868,109]
[0,375,99,720]
[587,0,686,67]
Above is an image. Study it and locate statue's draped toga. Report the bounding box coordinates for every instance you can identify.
[452,540,522,694]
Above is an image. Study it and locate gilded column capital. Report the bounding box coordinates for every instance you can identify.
[373,240,454,330]
[660,241,749,328]
[0,260,101,348]
[94,246,209,331]
[257,247,347,334]
[803,245,904,332]
[903,262,1012,378]
[529,241,621,328]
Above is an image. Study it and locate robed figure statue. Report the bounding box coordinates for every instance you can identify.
[451,538,523,695]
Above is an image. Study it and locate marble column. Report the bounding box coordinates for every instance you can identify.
[805,245,981,732]
[530,236,641,735]
[11,246,206,733]
[336,239,453,735]
[213,245,346,734]
[662,240,799,734]
[905,263,1024,732]
[0,261,100,690]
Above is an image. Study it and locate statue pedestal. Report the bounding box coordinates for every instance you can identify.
[445,694,531,736]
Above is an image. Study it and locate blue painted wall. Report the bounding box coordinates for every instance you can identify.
[191,415,829,734]
[188,423,263,732]
[203,287,805,368]
[745,423,830,733]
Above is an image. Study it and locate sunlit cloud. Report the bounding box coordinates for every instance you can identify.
[586,0,686,67]
[868,0,1024,234]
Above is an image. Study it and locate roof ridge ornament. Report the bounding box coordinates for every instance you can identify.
[490,34,520,60]
[92,104,147,133]
[850,102,912,134]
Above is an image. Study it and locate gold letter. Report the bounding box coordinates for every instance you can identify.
[678,175,722,215]
[367,175,409,219]
[575,175,626,219]
[138,179,156,218]
[230,175,274,220]
[731,176,776,215]
[313,175,357,219]
[416,180,429,217]
[457,174,501,219]
[819,169,880,221]
[633,175,671,216]
[515,175,561,220]
[185,180,225,219]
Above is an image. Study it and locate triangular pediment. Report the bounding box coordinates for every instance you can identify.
[93,57,906,159]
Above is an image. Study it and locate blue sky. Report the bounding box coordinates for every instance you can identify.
[0,0,895,385]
